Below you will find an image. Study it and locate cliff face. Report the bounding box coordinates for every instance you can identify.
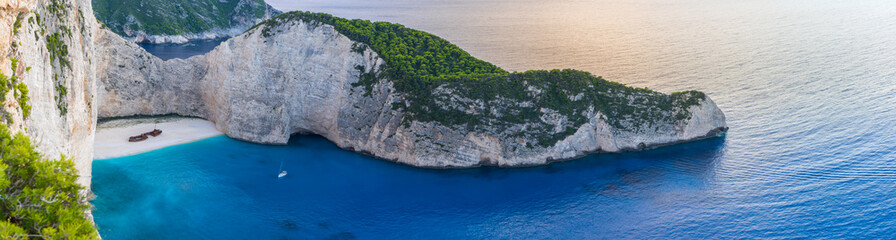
[1,0,726,195]
[96,19,727,168]
[2,0,98,189]
[92,0,280,44]
[96,20,389,143]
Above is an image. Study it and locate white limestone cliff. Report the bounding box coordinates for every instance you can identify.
[1,0,726,193]
[95,19,727,168]
[2,0,97,189]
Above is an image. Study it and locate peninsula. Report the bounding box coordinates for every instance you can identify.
[96,11,728,168]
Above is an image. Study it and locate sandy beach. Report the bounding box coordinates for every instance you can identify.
[93,116,224,160]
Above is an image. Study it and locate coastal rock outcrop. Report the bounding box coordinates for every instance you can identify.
[96,18,727,168]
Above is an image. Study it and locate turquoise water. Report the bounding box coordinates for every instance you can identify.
[95,0,896,238]
[94,135,734,239]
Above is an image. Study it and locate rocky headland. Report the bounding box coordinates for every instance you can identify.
[95,12,728,168]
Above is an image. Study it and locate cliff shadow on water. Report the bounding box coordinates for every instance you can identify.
[286,132,728,179]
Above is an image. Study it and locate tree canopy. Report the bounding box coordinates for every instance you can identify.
[0,124,99,239]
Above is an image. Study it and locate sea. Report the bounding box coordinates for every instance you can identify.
[136,39,228,60]
[92,0,896,238]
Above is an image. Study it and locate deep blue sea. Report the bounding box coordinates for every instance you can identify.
[101,0,896,238]
[136,39,228,60]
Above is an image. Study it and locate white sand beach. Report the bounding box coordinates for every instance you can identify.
[93,117,224,159]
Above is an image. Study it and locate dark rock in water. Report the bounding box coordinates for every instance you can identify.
[280,220,299,230]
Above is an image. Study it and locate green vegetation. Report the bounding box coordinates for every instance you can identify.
[252,11,707,147]
[1,58,32,120]
[13,15,23,35]
[15,83,32,120]
[1,1,96,238]
[35,0,72,117]
[252,12,505,82]
[92,0,277,37]
[54,74,68,116]
[351,65,379,97]
[0,124,99,239]
[405,70,705,146]
[46,32,70,71]
[78,9,87,37]
[47,0,70,22]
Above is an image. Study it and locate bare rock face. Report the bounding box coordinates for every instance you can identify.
[2,0,98,189]
[96,19,728,168]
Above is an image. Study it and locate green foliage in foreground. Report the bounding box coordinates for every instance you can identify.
[93,0,275,36]
[0,124,99,239]
[252,11,707,147]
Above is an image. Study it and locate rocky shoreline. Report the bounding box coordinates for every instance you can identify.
[123,25,255,44]
[94,0,281,45]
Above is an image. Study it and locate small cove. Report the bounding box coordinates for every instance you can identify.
[136,38,228,60]
[94,0,896,238]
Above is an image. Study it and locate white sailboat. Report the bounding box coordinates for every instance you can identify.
[277,161,287,178]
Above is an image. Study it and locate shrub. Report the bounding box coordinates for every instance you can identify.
[0,124,99,239]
